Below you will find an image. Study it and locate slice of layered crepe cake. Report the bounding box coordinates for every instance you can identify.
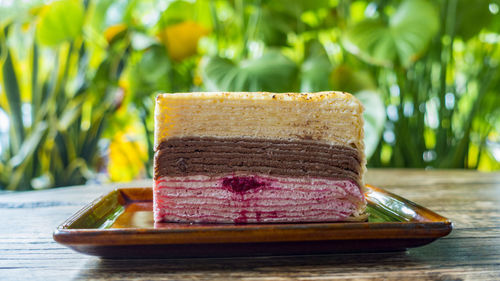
[153,92,367,223]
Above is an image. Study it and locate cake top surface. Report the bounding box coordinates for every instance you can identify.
[154,91,365,147]
[156,91,360,105]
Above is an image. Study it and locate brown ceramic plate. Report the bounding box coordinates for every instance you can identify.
[53,185,452,258]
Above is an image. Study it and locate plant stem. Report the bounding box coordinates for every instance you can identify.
[436,0,457,160]
[447,62,496,168]
[209,0,221,55]
[236,0,246,59]
[245,0,261,53]
[31,43,39,124]
[140,108,153,178]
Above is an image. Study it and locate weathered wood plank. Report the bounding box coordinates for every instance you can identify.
[0,169,499,280]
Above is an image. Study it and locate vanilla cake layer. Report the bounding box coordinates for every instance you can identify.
[153,92,367,223]
[154,92,365,154]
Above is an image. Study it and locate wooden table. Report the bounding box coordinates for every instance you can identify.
[1,169,499,280]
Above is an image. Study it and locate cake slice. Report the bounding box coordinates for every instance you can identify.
[153,92,367,223]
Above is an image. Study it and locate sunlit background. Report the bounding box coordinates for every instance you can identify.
[0,0,499,191]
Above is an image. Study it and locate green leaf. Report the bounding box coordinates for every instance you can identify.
[9,122,48,168]
[330,65,376,94]
[300,41,332,92]
[155,0,212,32]
[258,0,326,46]
[266,0,326,16]
[202,51,298,92]
[2,42,24,152]
[355,91,386,159]
[258,8,295,46]
[137,46,171,84]
[58,99,83,131]
[160,1,195,26]
[36,0,84,46]
[129,45,172,100]
[193,0,213,29]
[455,0,494,40]
[31,43,39,123]
[343,0,439,67]
[88,0,115,31]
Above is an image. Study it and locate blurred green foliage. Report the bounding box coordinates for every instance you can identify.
[0,0,499,190]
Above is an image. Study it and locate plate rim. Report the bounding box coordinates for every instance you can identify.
[53,185,453,246]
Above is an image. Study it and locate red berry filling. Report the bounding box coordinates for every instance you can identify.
[222,176,266,193]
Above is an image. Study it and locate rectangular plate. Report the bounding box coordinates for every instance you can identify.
[53,185,452,258]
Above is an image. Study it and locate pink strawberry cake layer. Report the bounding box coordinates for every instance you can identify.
[154,175,365,223]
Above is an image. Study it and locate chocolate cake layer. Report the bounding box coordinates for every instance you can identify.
[154,137,362,185]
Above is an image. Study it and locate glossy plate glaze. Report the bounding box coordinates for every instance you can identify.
[53,186,452,258]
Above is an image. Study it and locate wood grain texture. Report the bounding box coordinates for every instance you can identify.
[1,169,500,280]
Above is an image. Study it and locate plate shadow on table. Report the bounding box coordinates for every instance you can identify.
[74,250,421,279]
[73,235,487,280]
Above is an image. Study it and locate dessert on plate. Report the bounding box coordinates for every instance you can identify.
[153,91,367,223]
